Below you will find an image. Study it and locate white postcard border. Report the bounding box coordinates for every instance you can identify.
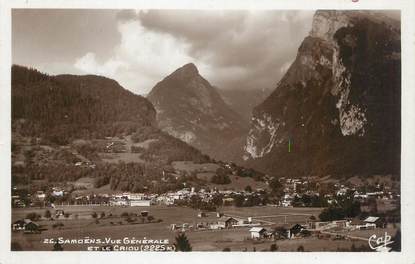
[0,0,414,263]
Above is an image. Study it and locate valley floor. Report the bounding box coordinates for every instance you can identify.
[11,205,397,252]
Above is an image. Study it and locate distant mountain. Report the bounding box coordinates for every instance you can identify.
[243,10,401,178]
[219,88,273,121]
[147,63,247,160]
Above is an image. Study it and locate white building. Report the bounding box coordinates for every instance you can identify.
[109,198,128,206]
[249,227,267,239]
[129,199,151,207]
[52,190,64,197]
[35,191,46,200]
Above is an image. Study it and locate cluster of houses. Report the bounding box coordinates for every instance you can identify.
[170,210,387,239]
[63,188,218,207]
[12,173,399,214]
[107,188,260,207]
[248,224,308,240]
[277,177,399,208]
[308,216,386,231]
[12,187,70,208]
[13,181,399,211]
[109,193,153,207]
[170,214,310,240]
[156,188,237,205]
[170,214,262,232]
[248,216,387,241]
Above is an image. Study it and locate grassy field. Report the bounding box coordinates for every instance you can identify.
[171,161,268,191]
[11,205,392,252]
[68,184,115,196]
[171,161,219,173]
[95,135,153,164]
[98,152,145,163]
[207,175,268,191]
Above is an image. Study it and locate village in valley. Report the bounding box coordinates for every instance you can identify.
[11,159,401,251]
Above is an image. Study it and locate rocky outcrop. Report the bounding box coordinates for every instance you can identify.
[244,11,401,178]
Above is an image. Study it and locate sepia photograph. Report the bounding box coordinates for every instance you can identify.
[9,8,403,252]
[1,0,415,263]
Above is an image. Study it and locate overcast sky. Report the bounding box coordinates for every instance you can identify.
[12,9,314,95]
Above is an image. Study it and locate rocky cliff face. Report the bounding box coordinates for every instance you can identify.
[244,11,401,178]
[148,63,247,160]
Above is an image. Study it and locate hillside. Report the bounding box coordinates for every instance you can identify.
[12,65,156,145]
[11,65,212,192]
[243,11,401,178]
[12,65,266,194]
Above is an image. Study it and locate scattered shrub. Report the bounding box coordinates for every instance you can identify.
[44,210,51,218]
[26,212,41,221]
[121,212,129,218]
[52,222,64,229]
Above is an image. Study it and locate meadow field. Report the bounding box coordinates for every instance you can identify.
[11,205,379,251]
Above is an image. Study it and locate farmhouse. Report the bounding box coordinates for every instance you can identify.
[287,224,306,239]
[140,211,149,217]
[217,217,238,229]
[55,209,65,218]
[273,227,289,239]
[197,212,207,218]
[12,219,26,231]
[349,216,386,230]
[363,216,386,228]
[249,227,267,239]
[12,219,41,233]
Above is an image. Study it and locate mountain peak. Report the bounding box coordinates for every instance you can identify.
[181,62,198,71]
[311,10,399,41]
[310,10,350,41]
[171,63,199,79]
[147,62,247,160]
